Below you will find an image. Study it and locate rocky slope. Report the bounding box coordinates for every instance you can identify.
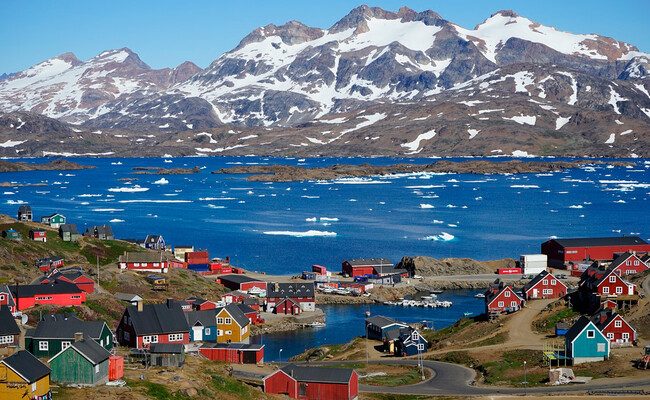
[0,6,648,157]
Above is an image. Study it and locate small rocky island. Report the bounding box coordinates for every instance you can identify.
[132,166,201,175]
[0,159,94,172]
[213,160,629,182]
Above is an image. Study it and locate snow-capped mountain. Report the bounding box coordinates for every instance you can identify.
[0,5,648,157]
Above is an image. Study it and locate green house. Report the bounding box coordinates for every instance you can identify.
[25,315,113,358]
[565,316,610,364]
[41,213,66,228]
[49,337,110,386]
[2,228,21,240]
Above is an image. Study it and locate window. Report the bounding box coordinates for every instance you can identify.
[504,291,511,298]
[614,320,622,328]
[609,276,616,283]
[31,383,37,392]
[634,260,639,266]
[133,263,140,267]
[551,280,557,285]
[217,330,223,336]
[511,301,518,308]
[597,343,606,352]
[542,280,548,285]
[168,333,184,342]
[225,318,232,325]
[607,333,614,339]
[142,336,151,344]
[602,287,609,294]
[39,341,49,351]
[626,260,631,266]
[616,286,623,294]
[0,294,4,301]
[417,343,425,351]
[61,341,71,350]
[587,330,595,339]
[217,317,224,324]
[95,365,99,373]
[225,330,232,335]
[153,263,159,267]
[622,333,629,340]
[205,328,211,335]
[0,335,14,344]
[497,301,504,307]
[71,295,81,299]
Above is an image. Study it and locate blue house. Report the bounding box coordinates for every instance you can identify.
[185,310,217,342]
[394,328,428,357]
[365,315,409,341]
[565,316,610,364]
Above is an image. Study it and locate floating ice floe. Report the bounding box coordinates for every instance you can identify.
[423,232,455,241]
[153,178,169,185]
[108,185,149,193]
[199,197,236,201]
[109,219,125,223]
[420,204,435,209]
[432,220,444,224]
[569,205,583,209]
[118,199,192,204]
[510,185,539,189]
[92,208,124,212]
[6,200,26,205]
[262,230,337,237]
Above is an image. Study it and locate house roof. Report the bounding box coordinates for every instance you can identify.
[485,284,523,306]
[126,302,189,335]
[0,305,19,336]
[185,309,217,327]
[115,292,143,302]
[119,251,172,263]
[549,236,648,248]
[26,315,107,340]
[1,350,50,383]
[233,303,256,314]
[0,285,15,307]
[565,316,597,341]
[145,234,163,243]
[18,205,32,213]
[59,224,79,234]
[383,326,404,341]
[267,282,314,298]
[42,212,64,219]
[277,364,353,384]
[51,339,110,365]
[90,225,113,236]
[523,270,566,292]
[346,258,393,267]
[219,274,264,285]
[11,280,82,297]
[610,252,644,270]
[365,315,406,329]
[149,343,184,354]
[372,265,407,275]
[32,268,89,285]
[218,304,251,328]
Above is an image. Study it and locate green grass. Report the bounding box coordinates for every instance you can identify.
[365,394,446,400]
[479,349,547,386]
[421,318,475,344]
[85,299,123,321]
[127,380,192,400]
[362,367,426,387]
[80,239,141,265]
[430,351,478,367]
[534,307,579,333]
[472,331,508,347]
[210,374,252,398]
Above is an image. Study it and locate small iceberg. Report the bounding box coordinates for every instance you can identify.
[108,185,149,193]
[153,178,169,185]
[420,204,434,209]
[262,230,337,237]
[423,232,455,241]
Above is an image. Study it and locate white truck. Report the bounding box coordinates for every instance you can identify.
[520,254,548,275]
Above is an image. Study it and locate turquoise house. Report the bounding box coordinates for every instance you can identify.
[185,310,218,342]
[565,316,610,364]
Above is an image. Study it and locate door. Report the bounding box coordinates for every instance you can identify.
[532,289,538,299]
[242,351,256,364]
[193,326,203,341]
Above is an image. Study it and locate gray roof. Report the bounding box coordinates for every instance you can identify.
[1,350,50,383]
[185,309,217,327]
[119,251,172,263]
[0,305,19,336]
[115,292,143,302]
[565,316,594,341]
[126,302,189,335]
[279,364,354,384]
[267,282,314,298]
[18,205,32,212]
[219,274,264,285]
[346,258,393,267]
[219,304,250,328]
[12,281,82,297]
[523,270,552,292]
[372,265,407,275]
[89,225,113,236]
[27,315,107,340]
[59,223,79,234]
[549,236,647,248]
[66,339,110,365]
[365,315,407,329]
[150,343,184,354]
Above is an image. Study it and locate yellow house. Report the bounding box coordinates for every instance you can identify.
[216,304,250,344]
[0,350,51,400]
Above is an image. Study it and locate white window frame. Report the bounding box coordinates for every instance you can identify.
[497,301,504,308]
[551,279,557,285]
[225,330,232,335]
[542,280,548,285]
[31,382,37,392]
[597,343,606,352]
[61,341,71,350]
[95,365,99,373]
[0,335,14,344]
[417,343,425,351]
[205,328,211,335]
[225,318,232,325]
[168,333,183,342]
[602,287,609,294]
[217,317,224,324]
[622,332,629,340]
[614,320,622,328]
[607,333,614,339]
[510,301,518,308]
[39,341,49,351]
[587,330,595,339]
[616,286,623,294]
[504,291,511,298]
[609,276,616,283]
[133,263,140,267]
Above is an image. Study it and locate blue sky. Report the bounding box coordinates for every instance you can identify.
[1,0,648,73]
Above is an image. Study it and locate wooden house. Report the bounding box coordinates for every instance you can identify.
[116,300,190,349]
[115,292,143,306]
[342,258,393,277]
[365,316,409,341]
[25,314,113,358]
[216,304,250,343]
[221,290,252,304]
[40,213,66,228]
[29,229,47,242]
[143,234,166,250]
[591,309,637,346]
[565,316,610,364]
[36,256,64,272]
[85,225,114,240]
[17,205,32,222]
[185,296,217,311]
[0,350,50,400]
[118,252,172,273]
[2,229,21,241]
[48,335,110,386]
[266,282,315,313]
[145,274,168,290]
[33,267,96,293]
[264,364,358,400]
[149,343,185,367]
[200,343,264,364]
[582,268,636,297]
[11,281,86,311]
[234,303,262,324]
[218,275,267,292]
[59,223,81,242]
[484,280,524,315]
[541,236,650,267]
[608,252,649,276]
[186,309,218,342]
[523,270,568,300]
[0,286,16,314]
[394,328,428,357]
[0,306,20,349]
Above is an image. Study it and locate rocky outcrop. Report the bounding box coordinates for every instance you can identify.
[397,256,515,277]
[0,159,93,172]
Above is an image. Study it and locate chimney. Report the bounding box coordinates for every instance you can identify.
[137,300,144,312]
[74,332,83,342]
[166,298,174,309]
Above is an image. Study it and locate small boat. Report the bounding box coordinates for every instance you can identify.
[430,289,444,294]
[365,310,371,317]
[307,321,326,328]
[474,293,486,298]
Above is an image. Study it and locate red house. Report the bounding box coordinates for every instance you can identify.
[10,281,86,311]
[218,275,267,292]
[541,236,650,268]
[199,343,264,364]
[264,364,358,400]
[0,285,17,314]
[274,298,302,315]
[522,270,568,300]
[36,257,65,273]
[608,252,649,276]
[118,252,182,273]
[342,258,393,277]
[29,229,47,242]
[233,303,263,324]
[582,268,636,297]
[221,290,251,304]
[34,267,96,293]
[592,310,637,346]
[116,300,190,349]
[484,281,524,315]
[185,297,217,311]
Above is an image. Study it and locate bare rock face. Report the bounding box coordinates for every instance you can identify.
[397,256,516,277]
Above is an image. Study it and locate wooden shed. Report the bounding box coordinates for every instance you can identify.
[199,343,264,364]
[149,343,185,367]
[48,336,110,386]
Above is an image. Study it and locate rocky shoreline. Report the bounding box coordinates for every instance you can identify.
[0,159,93,172]
[132,166,201,175]
[213,160,630,182]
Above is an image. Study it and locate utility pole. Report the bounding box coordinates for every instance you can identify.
[97,255,100,285]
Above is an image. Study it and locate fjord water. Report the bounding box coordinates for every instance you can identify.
[3,157,648,273]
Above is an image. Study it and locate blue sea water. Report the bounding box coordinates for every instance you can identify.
[1,156,648,274]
